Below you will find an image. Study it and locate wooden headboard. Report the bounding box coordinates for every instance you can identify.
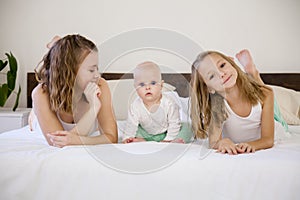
[27,72,300,108]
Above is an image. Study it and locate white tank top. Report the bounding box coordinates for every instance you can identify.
[32,111,98,136]
[222,100,261,143]
[56,112,98,135]
[56,112,76,131]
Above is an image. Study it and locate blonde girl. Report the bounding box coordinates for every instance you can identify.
[190,50,279,154]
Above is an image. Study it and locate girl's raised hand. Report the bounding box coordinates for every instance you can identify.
[84,82,102,112]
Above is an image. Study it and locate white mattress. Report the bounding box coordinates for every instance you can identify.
[0,125,300,200]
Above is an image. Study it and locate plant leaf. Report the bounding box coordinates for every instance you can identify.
[0,84,8,106]
[0,60,8,71]
[7,70,16,97]
[12,85,21,111]
[5,52,18,74]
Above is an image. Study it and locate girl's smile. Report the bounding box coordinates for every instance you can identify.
[198,54,238,93]
[223,75,232,85]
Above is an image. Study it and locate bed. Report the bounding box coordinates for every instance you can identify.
[0,72,299,200]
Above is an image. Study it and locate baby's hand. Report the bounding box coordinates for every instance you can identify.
[171,138,185,143]
[123,137,135,144]
[123,137,146,143]
[160,138,185,143]
[236,143,255,153]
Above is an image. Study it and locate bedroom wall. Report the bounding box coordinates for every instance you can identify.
[0,0,299,108]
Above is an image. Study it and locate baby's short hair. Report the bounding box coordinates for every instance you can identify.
[133,61,162,81]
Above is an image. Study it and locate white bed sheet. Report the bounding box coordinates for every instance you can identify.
[1,125,300,200]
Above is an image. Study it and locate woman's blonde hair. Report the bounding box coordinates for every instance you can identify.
[35,34,97,113]
[190,51,268,139]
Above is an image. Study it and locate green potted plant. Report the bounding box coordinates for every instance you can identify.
[0,52,21,111]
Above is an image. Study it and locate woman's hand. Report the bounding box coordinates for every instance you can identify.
[216,138,238,155]
[84,82,102,113]
[47,131,83,148]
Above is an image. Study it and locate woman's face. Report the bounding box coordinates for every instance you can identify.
[75,51,99,91]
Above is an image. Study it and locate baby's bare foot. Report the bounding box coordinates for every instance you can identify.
[46,35,61,49]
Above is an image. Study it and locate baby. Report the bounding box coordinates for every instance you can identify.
[123,61,192,143]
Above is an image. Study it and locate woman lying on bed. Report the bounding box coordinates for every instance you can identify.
[30,34,117,147]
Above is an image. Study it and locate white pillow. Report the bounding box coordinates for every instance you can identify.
[163,91,191,123]
[107,79,176,120]
[270,85,300,125]
[179,96,191,123]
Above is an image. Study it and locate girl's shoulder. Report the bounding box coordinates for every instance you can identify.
[31,84,51,109]
[31,83,48,99]
[261,85,274,105]
[261,85,274,96]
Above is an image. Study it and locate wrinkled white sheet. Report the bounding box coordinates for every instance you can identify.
[1,125,300,200]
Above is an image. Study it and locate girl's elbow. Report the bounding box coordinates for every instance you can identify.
[106,133,118,143]
[265,137,274,149]
[43,133,53,146]
[268,140,274,148]
[111,136,118,143]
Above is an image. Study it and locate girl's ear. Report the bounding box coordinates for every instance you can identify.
[208,88,215,94]
[160,80,164,88]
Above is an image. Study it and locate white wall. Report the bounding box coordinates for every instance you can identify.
[0,0,299,107]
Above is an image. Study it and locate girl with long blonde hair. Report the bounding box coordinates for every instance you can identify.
[190,49,286,154]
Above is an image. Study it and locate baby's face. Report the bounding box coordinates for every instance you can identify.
[134,72,163,104]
